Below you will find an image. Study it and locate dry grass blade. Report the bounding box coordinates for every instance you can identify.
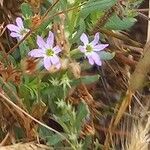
[130,40,150,92]
[146,0,150,42]
[112,40,150,127]
[113,90,133,127]
[126,117,150,150]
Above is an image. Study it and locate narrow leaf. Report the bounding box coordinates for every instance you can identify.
[21,3,33,18]
[76,101,89,132]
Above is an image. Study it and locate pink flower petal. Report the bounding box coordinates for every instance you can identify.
[44,57,52,70]
[53,45,61,54]
[91,52,102,66]
[7,24,20,32]
[37,36,46,49]
[80,33,89,45]
[28,49,44,57]
[50,55,60,65]
[16,17,24,29]
[10,32,21,38]
[47,31,54,47]
[78,46,86,53]
[93,44,109,51]
[55,62,61,69]
[91,32,99,46]
[87,55,94,65]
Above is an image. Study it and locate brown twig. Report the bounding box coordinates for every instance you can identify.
[122,44,143,54]
[0,132,10,146]
[95,125,130,137]
[135,8,149,12]
[138,12,150,21]
[41,0,60,22]
[115,52,137,67]
[92,28,143,48]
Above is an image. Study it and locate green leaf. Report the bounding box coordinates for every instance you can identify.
[82,136,92,150]
[76,101,89,132]
[99,51,115,60]
[54,116,70,133]
[37,19,52,34]
[19,84,32,108]
[39,119,65,146]
[80,0,117,19]
[71,18,86,42]
[8,55,16,65]
[67,0,81,34]
[14,126,26,140]
[72,75,100,86]
[38,125,65,146]
[70,49,83,59]
[47,134,65,146]
[129,0,144,8]
[81,75,100,84]
[67,9,79,34]
[21,3,33,18]
[19,42,30,58]
[105,14,137,30]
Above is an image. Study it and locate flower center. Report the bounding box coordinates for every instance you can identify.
[20,29,28,36]
[86,44,93,52]
[46,49,54,56]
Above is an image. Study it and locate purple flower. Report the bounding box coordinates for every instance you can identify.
[28,31,62,70]
[78,33,109,66]
[7,17,30,40]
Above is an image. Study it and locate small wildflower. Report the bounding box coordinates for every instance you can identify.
[7,17,30,40]
[28,31,62,70]
[78,33,108,66]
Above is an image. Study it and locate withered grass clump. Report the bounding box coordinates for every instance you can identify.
[126,115,150,150]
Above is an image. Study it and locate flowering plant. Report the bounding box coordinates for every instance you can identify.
[3,0,145,149]
[78,33,109,66]
[3,5,111,148]
[7,17,30,40]
[28,31,61,70]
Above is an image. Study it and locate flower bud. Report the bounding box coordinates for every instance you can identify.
[69,62,81,79]
[60,58,70,70]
